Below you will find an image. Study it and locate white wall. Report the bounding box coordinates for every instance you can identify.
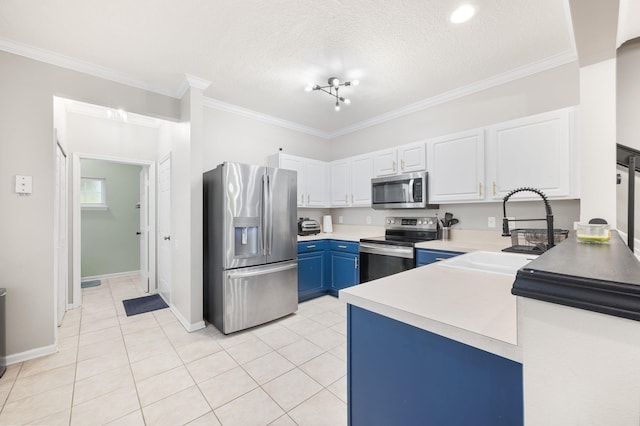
[0,50,179,361]
[329,62,580,159]
[578,59,617,225]
[520,298,640,425]
[202,107,329,172]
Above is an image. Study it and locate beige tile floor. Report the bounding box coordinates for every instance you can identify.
[0,275,348,425]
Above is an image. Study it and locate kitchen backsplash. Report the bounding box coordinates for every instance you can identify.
[326,199,581,231]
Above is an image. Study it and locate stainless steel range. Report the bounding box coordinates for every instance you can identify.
[360,216,440,283]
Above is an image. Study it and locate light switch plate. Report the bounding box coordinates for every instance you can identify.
[15,175,32,194]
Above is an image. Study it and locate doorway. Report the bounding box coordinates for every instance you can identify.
[72,154,156,307]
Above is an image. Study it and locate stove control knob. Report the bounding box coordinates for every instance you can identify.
[417,219,423,225]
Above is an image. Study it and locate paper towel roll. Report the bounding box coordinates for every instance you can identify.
[323,215,333,233]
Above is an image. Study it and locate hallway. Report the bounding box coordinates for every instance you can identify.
[0,276,347,425]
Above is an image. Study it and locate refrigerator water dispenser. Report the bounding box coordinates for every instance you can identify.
[233,217,260,257]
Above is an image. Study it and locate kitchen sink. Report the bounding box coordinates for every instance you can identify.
[438,250,537,276]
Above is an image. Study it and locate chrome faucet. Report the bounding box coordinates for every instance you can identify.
[502,187,555,251]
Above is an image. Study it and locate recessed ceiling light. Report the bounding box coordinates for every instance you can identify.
[450,4,476,24]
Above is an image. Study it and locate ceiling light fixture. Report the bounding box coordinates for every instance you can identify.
[307,77,359,111]
[450,4,476,23]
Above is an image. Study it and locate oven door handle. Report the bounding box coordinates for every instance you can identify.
[359,243,414,259]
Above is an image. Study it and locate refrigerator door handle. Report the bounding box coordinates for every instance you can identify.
[227,261,298,279]
[267,174,273,256]
[262,174,268,256]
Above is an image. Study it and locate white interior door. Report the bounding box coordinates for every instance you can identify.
[158,156,172,303]
[55,143,68,326]
[139,168,149,292]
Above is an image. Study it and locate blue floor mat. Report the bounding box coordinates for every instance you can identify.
[81,280,101,288]
[122,294,168,316]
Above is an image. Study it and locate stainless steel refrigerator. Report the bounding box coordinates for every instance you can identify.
[203,162,298,334]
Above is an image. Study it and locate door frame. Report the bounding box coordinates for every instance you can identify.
[53,132,68,328]
[71,153,157,307]
[157,153,172,304]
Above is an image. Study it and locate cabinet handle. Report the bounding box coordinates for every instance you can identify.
[492,181,497,196]
[338,245,347,249]
[392,160,396,172]
[301,194,304,204]
[307,194,310,204]
[351,194,354,204]
[401,159,405,170]
[435,257,446,261]
[345,194,348,204]
[354,257,358,269]
[478,182,483,196]
[306,245,316,248]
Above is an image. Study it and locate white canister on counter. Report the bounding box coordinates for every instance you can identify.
[323,215,333,233]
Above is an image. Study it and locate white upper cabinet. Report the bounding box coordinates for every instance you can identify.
[269,153,327,207]
[350,153,374,206]
[373,149,398,176]
[373,142,426,177]
[399,142,427,173]
[427,130,485,203]
[330,159,350,206]
[329,153,373,207]
[486,108,573,200]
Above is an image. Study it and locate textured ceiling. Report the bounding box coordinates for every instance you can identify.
[0,0,575,134]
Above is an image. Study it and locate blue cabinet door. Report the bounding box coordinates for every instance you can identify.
[416,248,463,267]
[297,241,328,302]
[298,251,325,298]
[330,251,359,292]
[348,305,523,426]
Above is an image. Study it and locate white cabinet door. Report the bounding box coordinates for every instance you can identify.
[278,154,306,206]
[373,149,398,177]
[305,159,327,207]
[487,108,572,200]
[399,142,426,173]
[427,130,485,203]
[350,153,373,206]
[330,159,350,206]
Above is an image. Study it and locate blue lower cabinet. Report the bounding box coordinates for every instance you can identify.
[329,240,360,295]
[347,305,523,426]
[330,251,359,292]
[297,241,328,302]
[416,248,463,267]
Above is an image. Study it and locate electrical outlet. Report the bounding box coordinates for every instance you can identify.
[338,215,343,224]
[366,216,372,224]
[488,217,496,228]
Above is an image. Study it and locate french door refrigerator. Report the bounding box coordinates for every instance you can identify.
[203,162,298,334]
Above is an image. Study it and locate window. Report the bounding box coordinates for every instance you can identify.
[80,177,107,209]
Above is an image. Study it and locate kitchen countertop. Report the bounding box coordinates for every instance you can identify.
[513,230,640,321]
[298,225,512,253]
[339,261,521,361]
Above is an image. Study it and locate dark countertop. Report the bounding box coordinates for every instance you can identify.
[512,231,640,321]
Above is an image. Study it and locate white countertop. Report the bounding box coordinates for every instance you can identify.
[339,262,521,362]
[297,225,385,243]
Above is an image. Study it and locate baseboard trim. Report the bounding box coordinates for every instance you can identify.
[169,303,206,332]
[81,270,140,281]
[3,343,58,366]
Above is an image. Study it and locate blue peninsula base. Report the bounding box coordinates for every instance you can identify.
[347,305,523,426]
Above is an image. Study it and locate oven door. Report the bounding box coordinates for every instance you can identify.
[359,242,415,283]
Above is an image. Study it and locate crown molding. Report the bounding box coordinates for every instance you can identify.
[327,50,578,138]
[0,37,180,98]
[1,36,578,140]
[177,73,212,98]
[202,97,330,139]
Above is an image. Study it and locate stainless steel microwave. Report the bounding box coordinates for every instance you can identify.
[371,172,431,209]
